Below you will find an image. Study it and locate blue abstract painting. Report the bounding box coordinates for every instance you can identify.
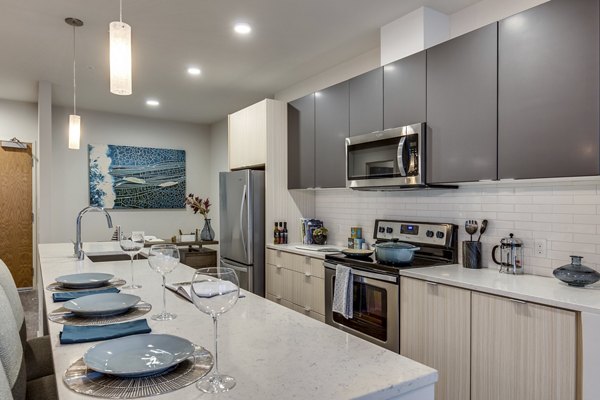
[88,144,186,209]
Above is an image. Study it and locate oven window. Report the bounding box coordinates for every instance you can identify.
[332,278,388,341]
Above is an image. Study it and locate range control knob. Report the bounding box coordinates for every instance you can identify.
[426,230,434,238]
[386,227,393,234]
[378,226,385,233]
[436,231,445,239]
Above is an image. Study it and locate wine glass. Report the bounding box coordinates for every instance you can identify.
[119,230,144,289]
[191,267,240,393]
[147,244,180,321]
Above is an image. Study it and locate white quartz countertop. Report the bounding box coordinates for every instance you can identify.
[400,265,600,314]
[39,242,436,400]
[266,243,343,259]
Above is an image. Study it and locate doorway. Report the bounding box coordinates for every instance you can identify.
[0,142,33,287]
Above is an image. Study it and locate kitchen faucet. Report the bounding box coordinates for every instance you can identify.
[74,206,113,260]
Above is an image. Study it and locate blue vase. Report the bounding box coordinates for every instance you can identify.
[200,218,215,241]
[553,255,600,287]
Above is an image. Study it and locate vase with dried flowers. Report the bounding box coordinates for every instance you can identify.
[184,194,215,241]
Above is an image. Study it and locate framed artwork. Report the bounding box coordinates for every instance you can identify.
[88,144,186,209]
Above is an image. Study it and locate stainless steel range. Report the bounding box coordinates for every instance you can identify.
[324,219,458,352]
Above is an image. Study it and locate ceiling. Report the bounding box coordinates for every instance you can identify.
[0,0,480,124]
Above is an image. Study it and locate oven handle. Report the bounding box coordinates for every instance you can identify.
[324,262,398,283]
[397,136,407,176]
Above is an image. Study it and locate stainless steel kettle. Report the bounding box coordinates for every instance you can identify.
[492,233,524,274]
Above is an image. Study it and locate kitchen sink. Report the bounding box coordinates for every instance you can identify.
[87,253,147,262]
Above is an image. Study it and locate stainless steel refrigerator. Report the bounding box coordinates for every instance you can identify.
[219,170,265,297]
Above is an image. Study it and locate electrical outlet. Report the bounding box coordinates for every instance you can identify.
[534,239,546,257]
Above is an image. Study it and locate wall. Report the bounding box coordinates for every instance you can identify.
[50,106,212,243]
[315,179,600,277]
[208,119,229,257]
[0,99,38,143]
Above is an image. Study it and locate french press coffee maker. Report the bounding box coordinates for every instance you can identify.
[492,233,524,274]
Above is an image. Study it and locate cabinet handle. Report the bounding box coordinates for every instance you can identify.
[426,281,438,286]
[276,265,282,270]
[304,272,312,278]
[510,299,527,305]
[275,295,282,300]
[304,306,311,312]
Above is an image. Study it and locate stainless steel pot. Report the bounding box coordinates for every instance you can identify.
[374,241,420,264]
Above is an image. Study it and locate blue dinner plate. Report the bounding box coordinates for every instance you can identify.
[63,293,140,317]
[83,334,196,377]
[55,272,114,289]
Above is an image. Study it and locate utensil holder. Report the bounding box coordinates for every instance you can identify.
[462,241,481,269]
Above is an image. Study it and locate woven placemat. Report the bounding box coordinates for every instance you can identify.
[46,278,126,292]
[63,345,213,398]
[48,301,152,326]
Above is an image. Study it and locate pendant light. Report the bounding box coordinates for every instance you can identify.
[65,17,83,150]
[109,0,132,95]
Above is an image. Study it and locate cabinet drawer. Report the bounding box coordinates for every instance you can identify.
[266,293,294,310]
[293,255,324,278]
[292,304,325,323]
[266,263,294,302]
[291,272,325,315]
[266,249,293,268]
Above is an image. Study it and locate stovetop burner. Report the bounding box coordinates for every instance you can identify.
[325,219,458,276]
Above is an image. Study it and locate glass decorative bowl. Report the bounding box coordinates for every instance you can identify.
[553,255,600,287]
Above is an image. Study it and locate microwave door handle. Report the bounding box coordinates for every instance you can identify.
[397,136,407,176]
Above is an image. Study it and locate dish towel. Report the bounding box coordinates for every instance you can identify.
[59,319,151,344]
[52,287,120,302]
[332,264,353,319]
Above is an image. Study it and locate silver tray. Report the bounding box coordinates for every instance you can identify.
[48,301,152,326]
[63,345,213,398]
[46,278,126,292]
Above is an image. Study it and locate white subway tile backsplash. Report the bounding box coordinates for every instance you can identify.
[315,179,600,278]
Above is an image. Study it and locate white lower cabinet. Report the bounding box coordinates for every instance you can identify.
[471,292,576,400]
[401,277,577,400]
[400,277,471,400]
[266,249,325,322]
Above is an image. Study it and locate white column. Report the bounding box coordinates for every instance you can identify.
[37,81,52,244]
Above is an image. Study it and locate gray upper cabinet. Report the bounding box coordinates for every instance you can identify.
[288,94,315,189]
[426,23,498,184]
[349,68,383,136]
[498,0,599,179]
[383,51,426,130]
[315,81,349,188]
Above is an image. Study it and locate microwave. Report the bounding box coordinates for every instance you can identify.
[346,123,426,190]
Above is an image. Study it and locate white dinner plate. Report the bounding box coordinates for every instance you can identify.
[55,272,114,289]
[63,293,140,317]
[83,334,196,377]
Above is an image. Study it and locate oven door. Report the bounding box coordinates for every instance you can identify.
[324,262,399,353]
[346,123,424,189]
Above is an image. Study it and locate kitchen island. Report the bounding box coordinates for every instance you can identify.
[38,242,437,400]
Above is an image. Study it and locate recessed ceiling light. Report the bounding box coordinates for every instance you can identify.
[187,67,202,76]
[146,99,160,107]
[234,23,252,35]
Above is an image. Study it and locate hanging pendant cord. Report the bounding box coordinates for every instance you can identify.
[120,0,123,22]
[72,25,76,115]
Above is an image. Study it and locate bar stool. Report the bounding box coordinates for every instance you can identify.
[0,259,54,380]
[0,286,57,400]
[0,351,14,400]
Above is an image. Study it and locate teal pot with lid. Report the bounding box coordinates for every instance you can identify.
[374,241,420,265]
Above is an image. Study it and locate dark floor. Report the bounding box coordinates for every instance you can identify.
[19,289,39,339]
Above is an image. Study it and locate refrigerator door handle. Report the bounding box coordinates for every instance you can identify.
[239,184,248,260]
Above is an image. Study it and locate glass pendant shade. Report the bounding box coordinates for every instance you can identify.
[68,114,81,150]
[109,21,132,95]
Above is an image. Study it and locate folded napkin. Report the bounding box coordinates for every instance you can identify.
[192,280,239,298]
[332,264,353,319]
[52,287,120,302]
[59,319,151,344]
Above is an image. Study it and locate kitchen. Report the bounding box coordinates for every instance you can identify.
[0,0,599,399]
